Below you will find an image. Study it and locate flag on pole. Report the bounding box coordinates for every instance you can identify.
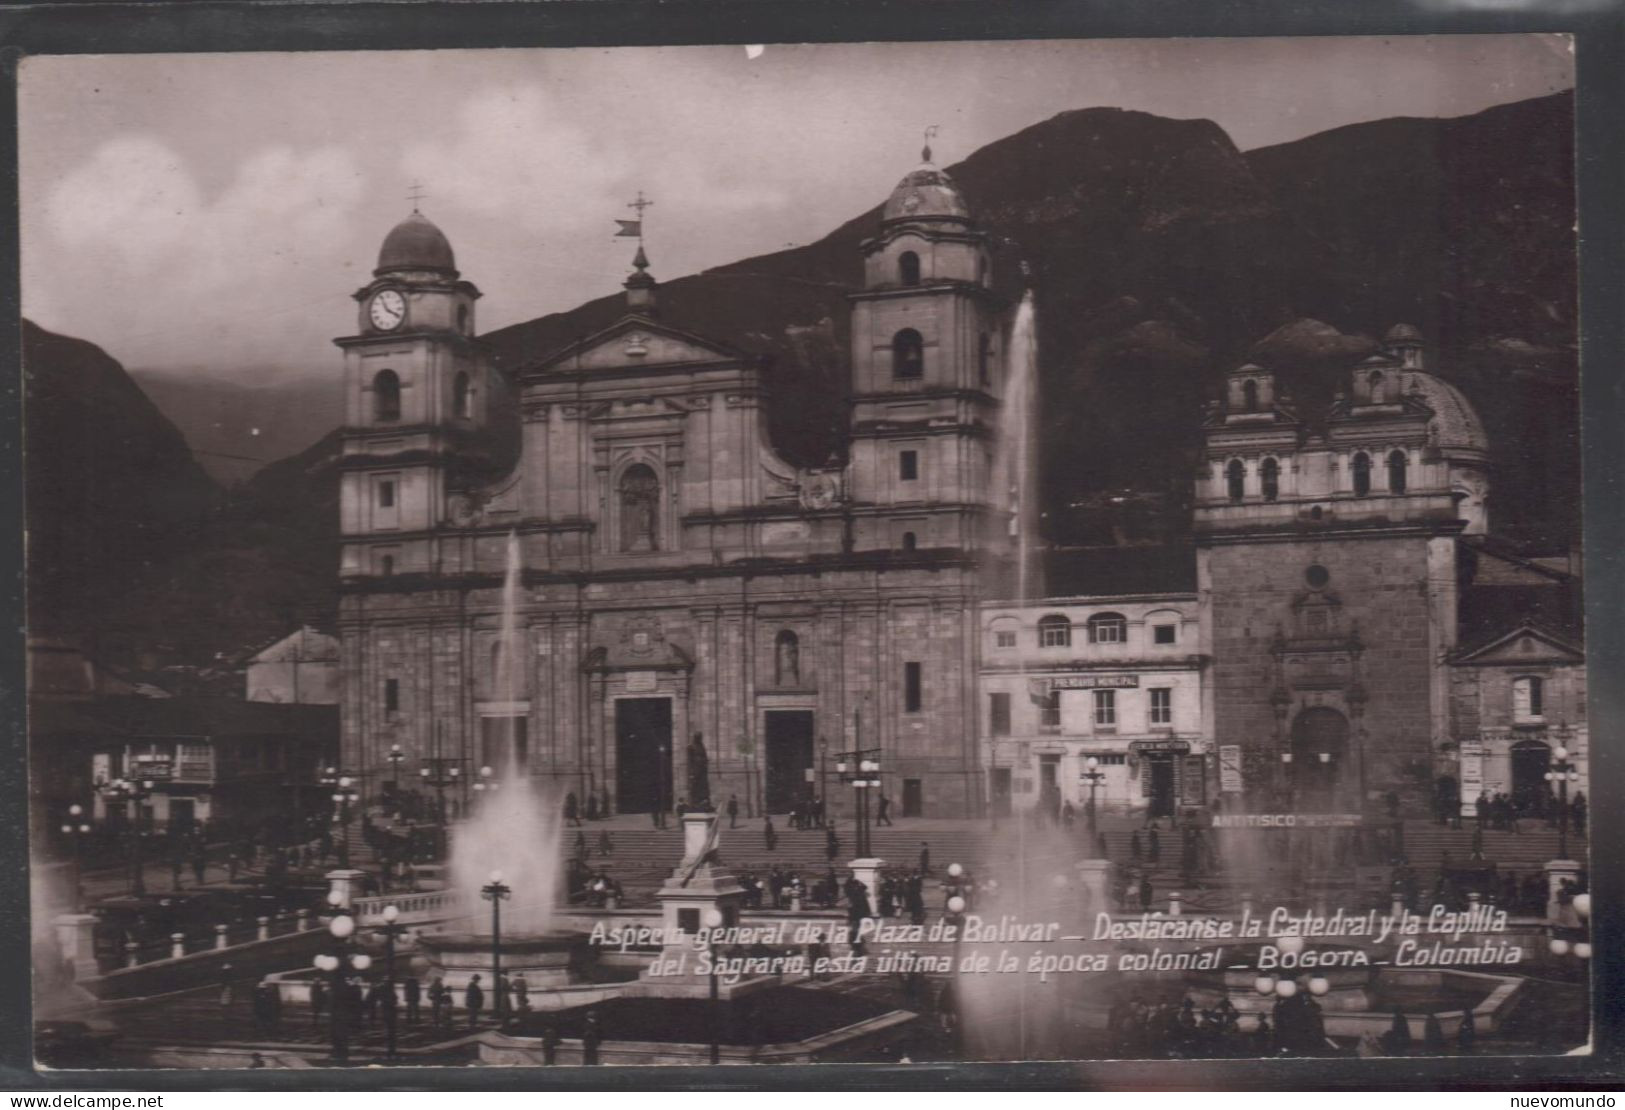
[615,219,642,238]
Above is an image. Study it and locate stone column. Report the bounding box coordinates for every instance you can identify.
[53,913,100,981]
[326,868,369,910]
[215,924,230,950]
[169,932,186,960]
[256,916,271,941]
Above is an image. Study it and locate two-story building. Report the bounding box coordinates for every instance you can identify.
[979,550,1207,819]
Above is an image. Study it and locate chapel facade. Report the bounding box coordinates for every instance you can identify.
[334,154,1008,819]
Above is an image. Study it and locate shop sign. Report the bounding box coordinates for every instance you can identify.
[1129,739,1190,754]
[1030,674,1139,697]
[1219,745,1243,793]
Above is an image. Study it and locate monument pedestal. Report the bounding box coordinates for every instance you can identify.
[849,857,887,915]
[1074,859,1111,917]
[325,869,369,910]
[53,913,100,981]
[1545,859,1582,924]
[627,811,764,998]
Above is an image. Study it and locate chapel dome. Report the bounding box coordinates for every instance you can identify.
[1404,371,1490,459]
[376,211,457,276]
[882,154,971,224]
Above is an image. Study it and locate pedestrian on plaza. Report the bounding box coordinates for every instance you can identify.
[540,1022,560,1065]
[465,974,485,1028]
[218,965,235,1012]
[919,841,931,875]
[1062,801,1076,829]
[876,793,893,826]
[727,794,740,829]
[825,826,840,863]
[1456,1010,1476,1054]
[192,848,207,886]
[575,829,589,861]
[262,977,282,1031]
[310,977,327,1028]
[403,975,421,1024]
[565,792,581,827]
[650,804,661,830]
[764,816,778,853]
[1138,874,1153,912]
[582,1009,603,1065]
[171,855,185,892]
[511,973,530,1013]
[1148,827,1161,864]
[429,976,448,1028]
[598,829,614,857]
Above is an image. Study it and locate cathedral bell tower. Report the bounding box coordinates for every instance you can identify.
[845,140,1002,552]
[335,207,494,579]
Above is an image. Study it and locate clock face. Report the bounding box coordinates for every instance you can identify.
[369,289,406,331]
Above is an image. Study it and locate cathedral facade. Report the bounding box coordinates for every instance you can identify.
[334,156,1007,819]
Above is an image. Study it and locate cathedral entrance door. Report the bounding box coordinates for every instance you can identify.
[1510,740,1551,812]
[1290,707,1349,813]
[615,698,672,814]
[1147,757,1176,819]
[763,710,814,814]
[480,716,529,775]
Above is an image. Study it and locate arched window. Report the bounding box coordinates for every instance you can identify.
[898,251,921,286]
[1352,452,1372,496]
[1261,457,1280,502]
[978,333,992,386]
[901,531,917,551]
[380,554,395,577]
[774,630,801,686]
[452,372,471,419]
[1037,614,1071,648]
[1087,612,1127,644]
[892,329,924,380]
[457,304,469,333]
[1242,379,1259,412]
[1226,459,1245,502]
[1369,371,1385,403]
[1387,450,1408,494]
[1513,676,1545,722]
[373,369,401,423]
[619,464,660,552]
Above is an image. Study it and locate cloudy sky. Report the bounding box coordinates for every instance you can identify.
[20,36,1572,381]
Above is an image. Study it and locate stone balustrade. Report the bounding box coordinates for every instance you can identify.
[353,889,461,924]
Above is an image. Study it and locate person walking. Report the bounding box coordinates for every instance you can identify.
[764,816,778,853]
[565,792,581,828]
[1138,873,1153,912]
[1148,827,1161,865]
[727,794,740,829]
[598,829,614,857]
[918,841,931,875]
[403,975,421,1025]
[511,973,530,1014]
[465,974,485,1029]
[429,976,448,1029]
[825,826,840,864]
[582,1010,603,1065]
[876,793,893,827]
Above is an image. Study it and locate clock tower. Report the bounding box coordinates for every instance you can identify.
[335,209,497,580]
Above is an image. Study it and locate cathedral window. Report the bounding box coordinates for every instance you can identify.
[1226,459,1245,502]
[892,329,924,380]
[904,662,923,712]
[899,251,921,286]
[377,480,396,509]
[1242,379,1259,412]
[457,304,469,333]
[900,451,919,481]
[1352,452,1372,496]
[1513,676,1544,723]
[1387,450,1408,493]
[1038,615,1072,648]
[1087,612,1127,644]
[774,630,801,687]
[384,678,400,714]
[1261,457,1280,502]
[978,333,992,387]
[989,692,1012,736]
[453,372,471,419]
[380,555,395,577]
[901,531,917,551]
[373,369,402,423]
[618,464,661,552]
[1369,371,1386,403]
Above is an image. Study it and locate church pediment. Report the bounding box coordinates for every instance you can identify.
[528,315,747,377]
[1452,624,1584,667]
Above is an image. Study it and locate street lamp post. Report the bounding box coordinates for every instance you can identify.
[60,805,91,911]
[327,773,359,869]
[835,748,882,858]
[314,901,372,1066]
[1080,757,1105,835]
[481,870,511,1023]
[945,864,967,1053]
[375,904,407,1059]
[1545,744,1582,860]
[386,744,405,795]
[97,779,154,897]
[472,765,499,813]
[419,759,461,858]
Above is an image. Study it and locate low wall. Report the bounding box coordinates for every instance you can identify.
[84,928,331,1001]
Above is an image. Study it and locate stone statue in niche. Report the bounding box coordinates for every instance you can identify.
[619,464,660,552]
[775,630,800,687]
[686,731,711,809]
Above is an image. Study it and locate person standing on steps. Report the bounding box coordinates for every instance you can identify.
[1148,826,1161,865]
[565,792,581,827]
[876,792,893,827]
[727,794,740,829]
[764,815,778,853]
[825,826,840,864]
[918,841,931,876]
[465,974,485,1029]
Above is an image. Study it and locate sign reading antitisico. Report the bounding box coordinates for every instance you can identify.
[1211,813,1364,828]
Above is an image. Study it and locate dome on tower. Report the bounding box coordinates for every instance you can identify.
[376,211,457,276]
[881,155,971,224]
[1404,372,1490,459]
[1385,323,1424,344]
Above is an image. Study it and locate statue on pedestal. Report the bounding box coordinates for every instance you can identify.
[687,732,711,810]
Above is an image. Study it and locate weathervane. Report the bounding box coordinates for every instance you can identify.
[407,181,428,213]
[922,124,940,163]
[616,191,653,241]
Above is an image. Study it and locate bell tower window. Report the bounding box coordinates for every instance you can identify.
[373,369,401,423]
[1369,371,1386,403]
[1387,450,1408,493]
[1261,457,1280,502]
[898,251,921,286]
[1352,452,1372,496]
[453,372,471,419]
[1226,459,1245,503]
[1242,379,1259,412]
[619,464,660,553]
[892,329,924,380]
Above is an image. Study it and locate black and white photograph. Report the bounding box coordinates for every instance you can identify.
[16,31,1603,1076]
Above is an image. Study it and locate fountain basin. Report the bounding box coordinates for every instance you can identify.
[417,930,593,991]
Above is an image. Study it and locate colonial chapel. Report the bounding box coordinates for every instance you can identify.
[336,152,1005,818]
